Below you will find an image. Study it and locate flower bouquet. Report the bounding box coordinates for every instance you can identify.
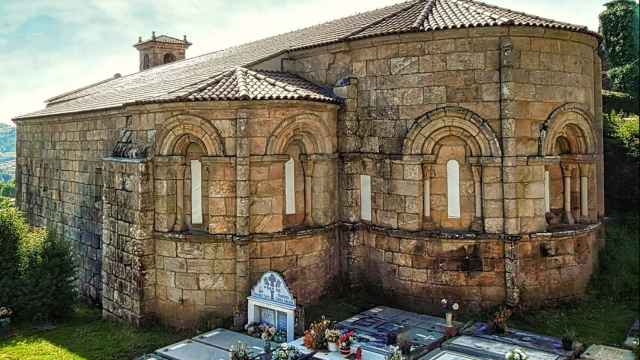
[303,317,332,350]
[230,341,251,360]
[440,298,460,336]
[490,306,513,334]
[272,343,303,360]
[505,348,528,360]
[386,345,402,360]
[261,325,277,351]
[325,329,341,352]
[338,331,355,356]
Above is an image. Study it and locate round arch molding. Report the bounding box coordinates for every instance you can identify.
[266,113,333,155]
[542,103,597,155]
[403,106,502,157]
[156,114,225,156]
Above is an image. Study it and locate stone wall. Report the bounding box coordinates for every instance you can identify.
[15,25,604,328]
[278,25,601,235]
[154,234,237,328]
[518,224,602,304]
[249,229,340,305]
[15,110,126,303]
[101,158,155,325]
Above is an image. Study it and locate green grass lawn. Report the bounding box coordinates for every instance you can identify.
[0,307,190,360]
[1,215,637,359]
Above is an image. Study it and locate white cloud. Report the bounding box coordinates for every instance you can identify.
[0,0,603,124]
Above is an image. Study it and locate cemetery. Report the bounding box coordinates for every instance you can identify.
[136,271,639,360]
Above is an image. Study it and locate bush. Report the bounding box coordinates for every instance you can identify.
[608,60,640,95]
[20,230,78,321]
[0,207,27,310]
[604,111,640,211]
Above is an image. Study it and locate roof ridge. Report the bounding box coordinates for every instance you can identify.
[411,0,435,30]
[341,0,423,40]
[235,67,250,100]
[179,70,232,99]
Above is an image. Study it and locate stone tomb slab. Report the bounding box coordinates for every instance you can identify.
[154,339,229,360]
[442,335,561,360]
[336,314,388,333]
[362,306,407,320]
[418,349,486,360]
[470,322,571,357]
[390,313,449,333]
[581,345,635,360]
[193,328,267,357]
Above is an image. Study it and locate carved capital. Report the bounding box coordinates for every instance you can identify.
[421,162,433,178]
[560,162,575,177]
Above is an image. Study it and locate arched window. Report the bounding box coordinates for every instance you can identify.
[285,158,295,215]
[164,53,176,64]
[185,142,205,230]
[143,54,150,69]
[446,160,461,218]
[284,142,305,226]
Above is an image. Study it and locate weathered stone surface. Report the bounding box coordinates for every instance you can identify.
[15,26,602,329]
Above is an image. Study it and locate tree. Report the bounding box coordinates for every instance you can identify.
[600,0,640,68]
[0,207,27,309]
[600,0,640,94]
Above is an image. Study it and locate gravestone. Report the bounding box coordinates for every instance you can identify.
[247,272,296,342]
[581,345,635,360]
[418,349,486,360]
[193,328,267,357]
[154,339,229,360]
[469,322,572,357]
[442,335,561,360]
[336,307,446,359]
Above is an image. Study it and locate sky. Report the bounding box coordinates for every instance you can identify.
[0,0,609,124]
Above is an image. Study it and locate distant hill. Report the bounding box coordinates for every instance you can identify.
[0,123,16,181]
[0,123,16,153]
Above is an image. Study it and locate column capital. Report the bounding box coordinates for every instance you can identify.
[560,162,575,175]
[578,163,592,176]
[301,158,315,177]
[421,162,434,177]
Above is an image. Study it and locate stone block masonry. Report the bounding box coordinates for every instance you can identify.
[14,25,604,328]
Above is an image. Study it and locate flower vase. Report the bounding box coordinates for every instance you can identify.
[445,312,453,327]
[328,342,338,352]
[264,339,272,352]
[340,346,351,356]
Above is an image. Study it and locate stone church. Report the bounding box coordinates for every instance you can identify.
[14,0,604,328]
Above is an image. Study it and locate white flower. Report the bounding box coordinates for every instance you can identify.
[452,303,460,311]
[440,298,447,305]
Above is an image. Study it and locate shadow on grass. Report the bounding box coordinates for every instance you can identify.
[0,306,191,360]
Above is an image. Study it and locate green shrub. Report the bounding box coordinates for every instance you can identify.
[604,111,640,211]
[0,207,27,310]
[608,60,640,95]
[20,230,78,321]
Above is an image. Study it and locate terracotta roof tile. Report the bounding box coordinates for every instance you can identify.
[15,0,595,120]
[149,67,339,103]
